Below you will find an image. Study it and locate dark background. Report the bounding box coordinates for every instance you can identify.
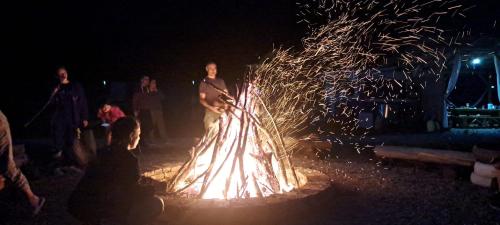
[0,0,498,138]
[0,0,302,138]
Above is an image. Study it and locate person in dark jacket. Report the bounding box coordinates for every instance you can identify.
[50,67,89,167]
[132,75,153,145]
[68,117,164,225]
[0,111,45,215]
[148,79,167,141]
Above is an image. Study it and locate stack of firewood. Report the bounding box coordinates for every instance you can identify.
[470,146,500,189]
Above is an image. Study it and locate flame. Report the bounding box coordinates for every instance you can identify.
[169,84,299,199]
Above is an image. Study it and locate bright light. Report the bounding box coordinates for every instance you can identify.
[169,85,299,199]
[102,80,107,86]
[471,58,481,65]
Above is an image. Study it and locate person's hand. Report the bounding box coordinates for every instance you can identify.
[52,86,60,94]
[134,111,139,117]
[210,106,224,114]
[82,120,88,128]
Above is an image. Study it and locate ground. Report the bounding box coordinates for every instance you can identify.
[1,131,500,225]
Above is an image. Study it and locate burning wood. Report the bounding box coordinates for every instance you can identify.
[168,84,304,199]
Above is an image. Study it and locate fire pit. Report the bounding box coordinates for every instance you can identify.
[144,165,330,208]
[141,83,331,223]
[143,164,330,224]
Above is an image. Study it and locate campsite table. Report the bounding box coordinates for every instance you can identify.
[448,108,500,128]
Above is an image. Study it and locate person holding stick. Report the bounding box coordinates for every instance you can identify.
[199,62,229,131]
[50,67,89,168]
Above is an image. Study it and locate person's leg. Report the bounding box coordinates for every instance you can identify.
[139,110,153,145]
[51,118,65,158]
[151,110,167,140]
[62,123,78,167]
[127,196,164,225]
[0,111,44,213]
[203,111,220,131]
[148,110,157,141]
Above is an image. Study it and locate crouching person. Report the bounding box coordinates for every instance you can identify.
[68,117,164,225]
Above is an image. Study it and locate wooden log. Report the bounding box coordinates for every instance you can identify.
[374,145,475,167]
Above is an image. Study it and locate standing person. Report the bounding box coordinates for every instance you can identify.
[68,117,164,225]
[51,67,89,168]
[199,62,229,131]
[0,111,45,215]
[148,79,167,141]
[132,75,151,118]
[132,76,152,145]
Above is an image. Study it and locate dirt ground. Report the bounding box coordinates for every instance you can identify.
[1,141,500,225]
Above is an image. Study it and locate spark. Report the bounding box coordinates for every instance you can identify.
[250,0,467,153]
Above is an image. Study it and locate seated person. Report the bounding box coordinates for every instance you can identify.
[97,103,126,125]
[68,117,164,225]
[0,111,45,215]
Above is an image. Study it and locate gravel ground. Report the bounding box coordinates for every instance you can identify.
[1,145,499,225]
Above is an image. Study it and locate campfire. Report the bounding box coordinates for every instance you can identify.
[167,82,306,199]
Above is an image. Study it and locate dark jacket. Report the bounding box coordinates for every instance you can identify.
[67,145,154,221]
[147,90,164,110]
[51,82,89,127]
[132,87,150,112]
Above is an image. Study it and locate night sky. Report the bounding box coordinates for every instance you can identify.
[3,0,300,82]
[1,0,499,137]
[1,0,301,136]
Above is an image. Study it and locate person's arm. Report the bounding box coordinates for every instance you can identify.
[221,80,229,94]
[199,83,222,113]
[115,107,126,118]
[200,93,224,113]
[110,107,125,123]
[49,85,60,105]
[220,80,230,110]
